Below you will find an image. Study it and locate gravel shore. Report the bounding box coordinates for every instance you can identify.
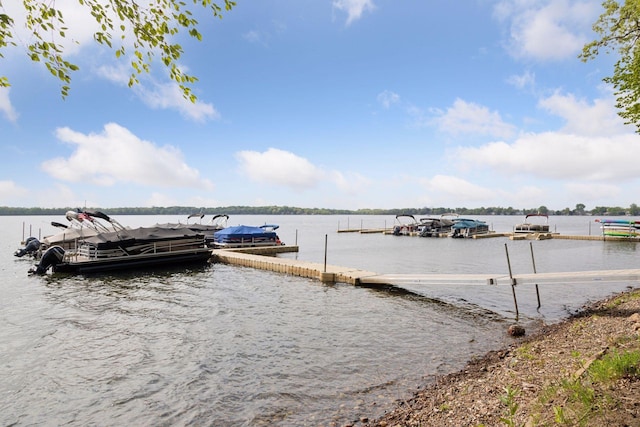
[354,286,640,427]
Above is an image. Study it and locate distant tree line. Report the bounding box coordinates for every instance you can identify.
[1,203,639,216]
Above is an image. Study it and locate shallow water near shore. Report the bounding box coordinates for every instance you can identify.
[2,214,639,426]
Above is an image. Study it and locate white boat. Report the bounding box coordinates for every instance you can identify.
[514,214,550,234]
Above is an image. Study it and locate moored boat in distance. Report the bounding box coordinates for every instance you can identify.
[449,218,490,238]
[418,213,458,237]
[392,214,420,236]
[514,214,550,234]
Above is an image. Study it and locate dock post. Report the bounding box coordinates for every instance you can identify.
[530,242,541,309]
[504,243,520,321]
[320,234,335,282]
[323,234,327,273]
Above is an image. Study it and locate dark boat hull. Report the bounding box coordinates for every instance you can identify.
[52,248,212,274]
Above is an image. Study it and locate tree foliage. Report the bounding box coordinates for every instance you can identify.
[0,0,236,100]
[580,0,640,132]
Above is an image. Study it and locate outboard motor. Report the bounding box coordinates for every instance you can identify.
[14,237,41,257]
[29,246,65,275]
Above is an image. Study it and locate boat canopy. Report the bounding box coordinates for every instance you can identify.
[81,226,205,249]
[395,214,416,220]
[43,227,101,245]
[213,225,277,241]
[452,219,487,229]
[525,213,548,220]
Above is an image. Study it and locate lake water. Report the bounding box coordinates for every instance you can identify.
[2,214,639,426]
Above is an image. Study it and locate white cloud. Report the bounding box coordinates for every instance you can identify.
[142,193,220,209]
[146,192,179,208]
[377,90,400,109]
[564,182,621,203]
[0,180,27,202]
[0,87,18,122]
[95,64,131,86]
[495,0,598,61]
[329,170,371,194]
[433,99,517,139]
[33,183,88,209]
[456,131,640,182]
[456,132,640,181]
[445,93,640,205]
[236,148,324,190]
[138,81,219,122]
[333,0,376,25]
[235,148,370,195]
[538,90,625,136]
[41,123,214,189]
[96,64,220,122]
[243,30,266,45]
[507,70,536,91]
[418,175,497,202]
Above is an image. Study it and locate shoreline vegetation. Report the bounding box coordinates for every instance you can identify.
[1,204,640,216]
[358,287,640,427]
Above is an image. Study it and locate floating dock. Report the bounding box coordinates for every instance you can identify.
[210,246,640,287]
[210,246,377,285]
[338,227,640,242]
[359,269,640,287]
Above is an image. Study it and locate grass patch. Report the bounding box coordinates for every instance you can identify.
[532,349,640,426]
[588,349,640,382]
[604,289,640,309]
[515,343,536,361]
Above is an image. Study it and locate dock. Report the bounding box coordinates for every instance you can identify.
[210,246,640,287]
[338,227,640,242]
[210,244,640,319]
[337,228,392,234]
[359,269,640,287]
[210,246,378,285]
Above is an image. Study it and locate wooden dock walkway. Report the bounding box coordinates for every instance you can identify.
[210,246,640,288]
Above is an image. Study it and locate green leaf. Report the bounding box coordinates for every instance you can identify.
[2,0,236,100]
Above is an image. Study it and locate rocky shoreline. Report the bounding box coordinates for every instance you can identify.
[352,287,640,427]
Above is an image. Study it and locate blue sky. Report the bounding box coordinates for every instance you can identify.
[0,0,635,211]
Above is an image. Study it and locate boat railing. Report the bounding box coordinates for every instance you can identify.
[76,237,206,259]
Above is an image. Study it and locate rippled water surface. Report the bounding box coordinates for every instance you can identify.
[2,215,639,426]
